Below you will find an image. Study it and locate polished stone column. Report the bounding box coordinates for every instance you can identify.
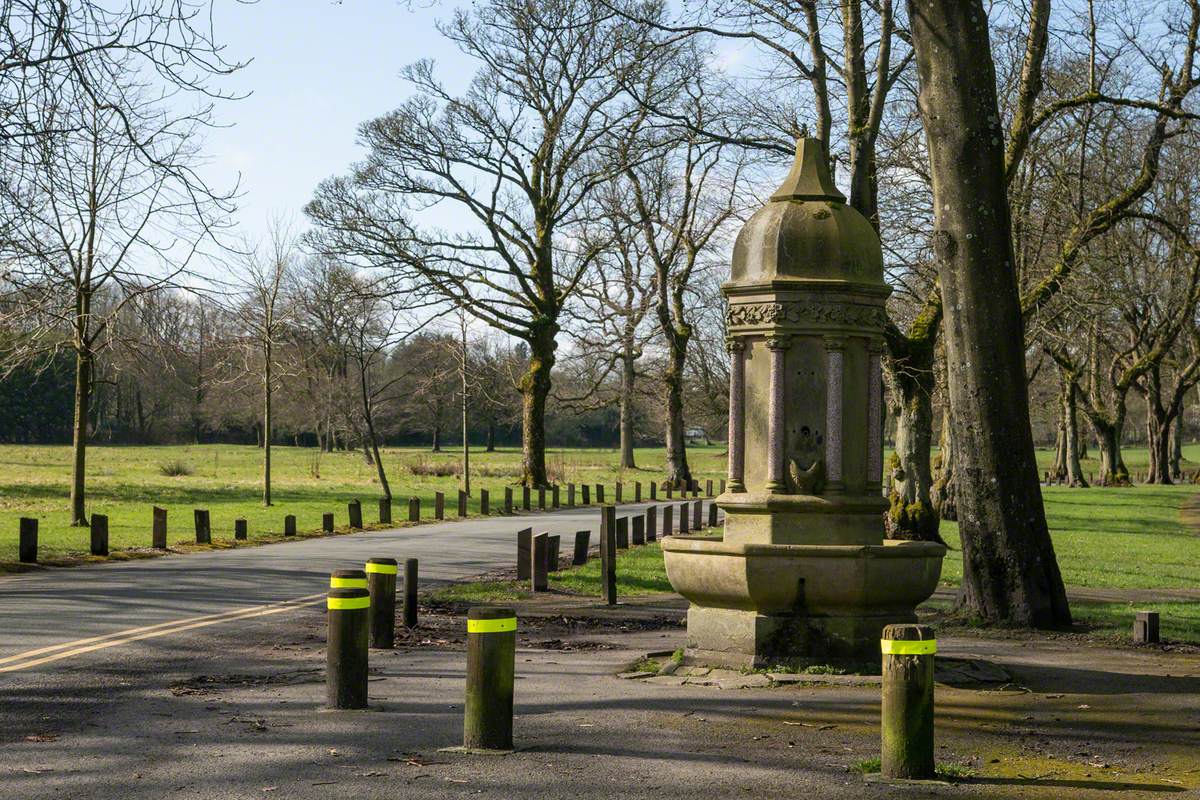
[824,338,845,489]
[867,342,884,490]
[766,336,789,493]
[727,338,746,492]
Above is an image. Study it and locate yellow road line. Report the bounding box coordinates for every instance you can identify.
[0,593,326,673]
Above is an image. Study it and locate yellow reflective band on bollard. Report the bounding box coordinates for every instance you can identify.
[365,563,398,575]
[467,617,517,634]
[880,638,937,656]
[328,596,370,610]
[330,577,367,589]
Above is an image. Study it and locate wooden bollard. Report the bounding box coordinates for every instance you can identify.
[458,490,468,517]
[504,487,513,515]
[379,497,393,525]
[552,485,560,508]
[663,505,673,537]
[1134,611,1160,644]
[480,489,490,515]
[521,486,530,511]
[284,514,296,537]
[234,518,248,540]
[152,506,167,549]
[646,506,657,542]
[596,484,605,504]
[194,509,211,544]
[581,484,591,505]
[600,506,617,605]
[693,499,702,530]
[19,517,37,563]
[632,515,645,545]
[366,558,398,649]
[462,607,517,752]
[616,516,629,549]
[567,483,575,506]
[331,568,367,591]
[322,513,334,533]
[90,513,109,556]
[435,491,445,520]
[547,534,561,571]
[615,482,623,503]
[635,481,642,502]
[572,531,590,565]
[348,499,363,529]
[650,481,657,500]
[881,623,936,780]
[516,527,533,580]
[679,502,690,534]
[708,501,719,528]
[408,497,420,523]
[531,532,548,591]
[720,478,726,494]
[403,558,418,628]
[706,479,713,497]
[537,487,545,510]
[666,483,674,498]
[326,586,370,710]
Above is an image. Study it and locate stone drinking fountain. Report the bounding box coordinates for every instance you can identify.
[662,138,946,667]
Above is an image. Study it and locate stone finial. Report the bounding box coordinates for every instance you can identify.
[769,137,845,204]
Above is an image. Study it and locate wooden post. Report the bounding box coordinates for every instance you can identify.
[504,487,513,515]
[322,513,334,533]
[547,534,561,572]
[663,505,673,538]
[596,484,605,504]
[616,517,629,549]
[615,482,623,503]
[462,607,516,752]
[480,489,490,515]
[408,497,420,523]
[403,558,419,628]
[552,485,560,509]
[708,500,719,529]
[284,514,297,537]
[435,491,445,520]
[537,487,545,511]
[706,479,714,497]
[581,484,591,505]
[632,515,645,546]
[348,500,363,529]
[522,486,531,511]
[1134,611,1160,644]
[650,481,657,500]
[152,506,167,549]
[458,490,468,518]
[531,532,548,591]
[600,506,617,605]
[572,531,590,565]
[194,509,211,544]
[880,623,936,780]
[235,518,248,540]
[567,483,575,506]
[635,481,642,502]
[90,514,109,556]
[679,502,690,534]
[326,586,370,710]
[516,528,533,580]
[645,506,657,542]
[366,558,398,649]
[692,499,702,530]
[330,569,367,591]
[720,478,726,494]
[18,517,37,563]
[666,482,674,499]
[379,497,393,525]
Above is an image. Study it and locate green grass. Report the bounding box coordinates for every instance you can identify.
[851,758,976,780]
[0,443,728,565]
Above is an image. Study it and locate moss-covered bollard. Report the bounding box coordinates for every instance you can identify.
[152,506,167,549]
[322,513,334,533]
[326,586,370,709]
[403,558,418,628]
[600,505,617,605]
[463,607,516,752]
[90,513,109,556]
[573,530,590,565]
[881,623,936,780]
[19,517,37,563]
[366,558,398,649]
[284,514,296,537]
[330,568,367,591]
[348,499,363,529]
[379,497,393,525]
[234,518,248,541]
[194,509,211,544]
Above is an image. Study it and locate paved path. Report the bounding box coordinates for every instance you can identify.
[0,499,714,674]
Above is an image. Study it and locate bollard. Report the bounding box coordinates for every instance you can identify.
[547,534,561,572]
[403,558,419,628]
[481,489,490,515]
[666,482,674,499]
[581,484,591,505]
[1134,611,1160,644]
[692,481,700,498]
[235,518,248,541]
[679,502,690,534]
[516,527,533,580]
[326,587,370,710]
[331,568,368,590]
[567,482,576,506]
[522,486,531,511]
[706,479,713,497]
[708,500,719,529]
[366,558,398,649]
[634,481,642,502]
[573,530,590,565]
[504,487,513,515]
[322,513,334,533]
[284,514,297,537]
[663,505,674,537]
[436,491,446,520]
[632,515,645,546]
[646,506,657,542]
[596,484,605,504]
[19,517,37,563]
[458,490,468,517]
[693,499,702,530]
[538,487,545,511]
[531,532,548,591]
[615,482,623,503]
[379,497,393,525]
[90,513,109,556]
[552,485,560,509]
[616,516,629,549]
[152,506,168,549]
[880,623,936,780]
[408,497,420,523]
[650,481,657,500]
[600,506,617,605]
[194,509,211,544]
[348,499,363,529]
[720,478,727,494]
[462,607,517,752]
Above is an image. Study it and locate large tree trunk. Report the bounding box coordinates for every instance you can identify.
[908,0,1070,628]
[518,325,555,487]
[619,352,637,470]
[883,360,940,541]
[1146,411,1173,485]
[70,346,91,527]
[662,340,691,488]
[1090,418,1128,486]
[1170,412,1183,479]
[932,403,958,521]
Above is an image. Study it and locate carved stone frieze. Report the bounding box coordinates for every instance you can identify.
[726,301,886,329]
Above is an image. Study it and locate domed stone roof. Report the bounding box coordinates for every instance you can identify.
[730,138,884,287]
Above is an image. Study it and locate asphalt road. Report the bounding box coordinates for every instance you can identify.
[0,498,713,674]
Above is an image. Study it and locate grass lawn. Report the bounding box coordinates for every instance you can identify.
[0,443,727,566]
